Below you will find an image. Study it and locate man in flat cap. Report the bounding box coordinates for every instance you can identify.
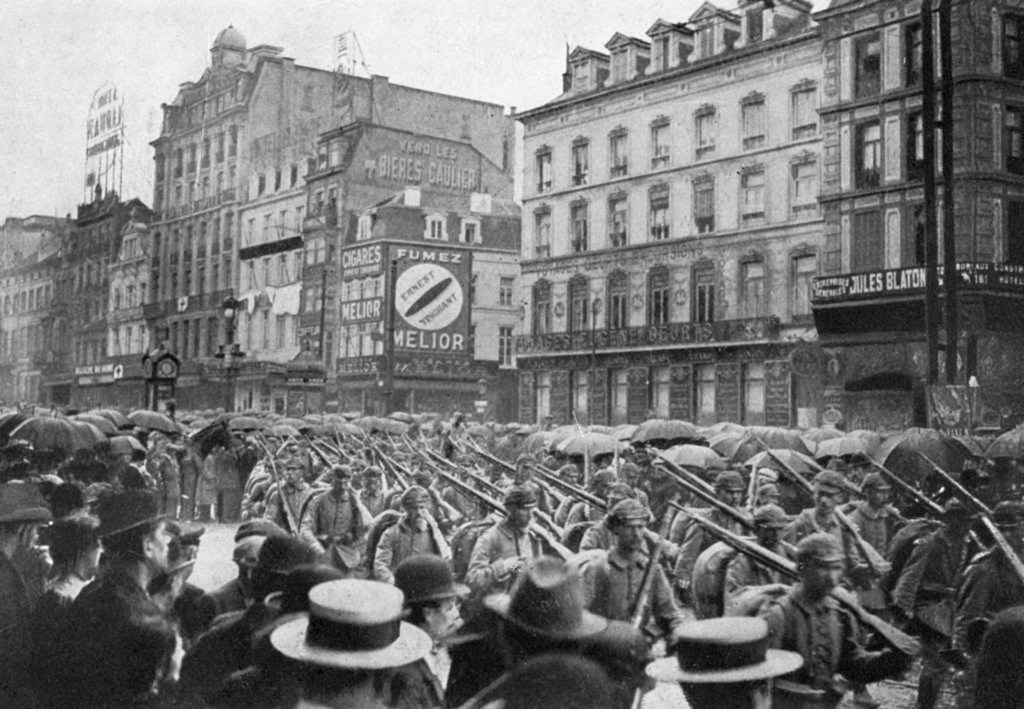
[263,454,315,534]
[466,485,543,596]
[299,464,373,575]
[358,465,388,518]
[672,468,749,600]
[783,470,867,583]
[565,468,619,527]
[373,485,450,584]
[762,533,912,708]
[723,504,792,609]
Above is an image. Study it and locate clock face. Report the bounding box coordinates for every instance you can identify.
[157,359,178,378]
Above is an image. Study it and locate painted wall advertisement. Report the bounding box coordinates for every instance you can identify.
[390,244,472,364]
[85,83,124,200]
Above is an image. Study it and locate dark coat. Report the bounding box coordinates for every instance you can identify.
[0,552,35,707]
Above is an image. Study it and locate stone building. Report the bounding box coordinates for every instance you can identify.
[105,211,153,407]
[811,0,1024,430]
[516,0,824,427]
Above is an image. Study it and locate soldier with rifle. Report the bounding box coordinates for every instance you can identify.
[723,504,792,608]
[358,465,387,518]
[578,483,639,552]
[373,485,450,584]
[580,498,685,641]
[262,450,314,535]
[466,486,544,596]
[298,464,373,575]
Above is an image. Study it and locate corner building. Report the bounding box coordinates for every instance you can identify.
[517,0,826,427]
[812,0,1024,429]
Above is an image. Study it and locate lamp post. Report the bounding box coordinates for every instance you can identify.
[215,294,245,412]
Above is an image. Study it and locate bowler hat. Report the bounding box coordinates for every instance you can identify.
[274,564,347,614]
[394,554,468,604]
[257,535,319,575]
[504,485,538,509]
[94,489,165,538]
[484,556,607,639]
[232,535,266,569]
[234,518,289,542]
[270,579,432,669]
[0,483,52,524]
[647,617,802,684]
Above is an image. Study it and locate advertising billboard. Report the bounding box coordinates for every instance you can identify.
[84,83,124,200]
[390,244,472,360]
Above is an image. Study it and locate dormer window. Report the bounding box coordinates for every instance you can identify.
[425,214,447,241]
[459,217,481,244]
[652,35,672,72]
[573,62,590,92]
[697,26,715,58]
[357,214,373,241]
[611,50,629,84]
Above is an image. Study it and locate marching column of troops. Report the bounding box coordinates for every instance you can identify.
[1,418,1024,708]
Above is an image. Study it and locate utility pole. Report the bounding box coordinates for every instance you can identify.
[921,0,940,385]
[940,0,957,384]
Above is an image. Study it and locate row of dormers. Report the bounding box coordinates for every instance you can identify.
[564,0,813,94]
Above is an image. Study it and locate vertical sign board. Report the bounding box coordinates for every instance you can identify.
[763,360,793,427]
[339,242,386,374]
[390,244,473,368]
[590,367,608,426]
[715,363,742,425]
[550,370,570,425]
[518,371,536,423]
[85,83,124,201]
[668,365,693,422]
[627,368,649,422]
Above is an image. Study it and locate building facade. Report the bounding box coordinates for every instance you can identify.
[811,0,1024,430]
[516,0,825,427]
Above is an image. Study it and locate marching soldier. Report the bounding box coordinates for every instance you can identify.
[761,533,913,708]
[358,465,387,518]
[465,486,542,596]
[511,454,552,515]
[564,469,618,527]
[891,499,973,709]
[723,504,791,608]
[373,485,450,584]
[299,464,373,575]
[262,455,315,534]
[577,483,639,552]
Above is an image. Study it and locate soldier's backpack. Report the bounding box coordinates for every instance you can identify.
[691,540,740,619]
[363,509,402,578]
[450,518,494,583]
[561,521,595,554]
[881,517,943,596]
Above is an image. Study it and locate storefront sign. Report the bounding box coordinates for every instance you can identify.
[812,262,1024,303]
[338,357,380,375]
[341,244,384,278]
[74,363,116,377]
[341,297,383,322]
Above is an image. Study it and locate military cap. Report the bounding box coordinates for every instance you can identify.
[591,469,618,487]
[756,467,779,484]
[796,532,845,565]
[362,465,383,478]
[412,470,433,487]
[607,498,648,525]
[504,485,538,509]
[942,498,972,518]
[330,464,353,480]
[401,485,431,507]
[714,470,745,491]
[813,470,846,495]
[753,504,789,529]
[994,501,1024,529]
[606,482,636,500]
[860,472,890,491]
[515,453,537,467]
[619,461,641,477]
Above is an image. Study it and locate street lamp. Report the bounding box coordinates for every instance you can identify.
[215,294,245,411]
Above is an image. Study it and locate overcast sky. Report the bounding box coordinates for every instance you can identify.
[0,0,829,219]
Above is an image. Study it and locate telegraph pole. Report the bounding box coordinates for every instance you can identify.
[940,0,957,384]
[921,0,940,385]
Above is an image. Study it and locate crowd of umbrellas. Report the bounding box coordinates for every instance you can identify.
[3,404,1024,483]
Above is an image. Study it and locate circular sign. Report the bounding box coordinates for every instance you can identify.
[157,359,178,378]
[822,407,843,426]
[395,263,464,331]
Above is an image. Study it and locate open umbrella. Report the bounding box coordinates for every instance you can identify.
[877,428,974,482]
[746,426,812,455]
[556,431,623,458]
[846,430,884,456]
[632,418,701,444]
[813,436,874,461]
[658,444,727,471]
[72,413,119,436]
[267,424,301,439]
[127,410,180,434]
[522,430,554,454]
[109,434,147,457]
[89,408,130,429]
[229,416,264,432]
[0,412,30,441]
[10,416,104,453]
[986,426,1024,460]
[744,449,822,475]
[707,431,760,464]
[613,424,637,442]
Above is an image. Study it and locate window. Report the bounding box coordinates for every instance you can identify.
[460,218,481,244]
[535,372,551,419]
[792,254,817,316]
[610,131,629,176]
[1009,201,1024,265]
[535,211,551,257]
[747,9,764,43]
[258,174,266,196]
[650,366,670,418]
[532,281,552,335]
[572,142,589,185]
[607,271,628,330]
[742,99,766,150]
[653,35,671,72]
[651,123,670,168]
[276,314,287,349]
[649,189,670,240]
[741,261,766,318]
[611,49,629,84]
[201,139,210,168]
[571,203,589,252]
[851,210,884,272]
[274,169,282,192]
[695,110,716,158]
[695,364,716,424]
[610,368,629,425]
[741,170,766,225]
[609,196,628,247]
[693,263,715,323]
[855,121,882,189]
[573,62,589,91]
[572,370,589,420]
[425,215,446,240]
[907,112,926,180]
[536,151,552,193]
[791,160,818,217]
[743,362,765,424]
[1005,14,1024,80]
[499,326,514,367]
[1008,106,1024,175]
[697,26,714,58]
[648,266,670,326]
[854,32,882,98]
[277,254,288,284]
[229,126,238,157]
[357,214,373,241]
[905,22,923,87]
[568,277,590,333]
[499,277,514,307]
[290,164,299,187]
[694,179,715,233]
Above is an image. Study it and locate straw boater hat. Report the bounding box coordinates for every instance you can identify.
[647,617,803,684]
[271,579,432,670]
[484,556,607,639]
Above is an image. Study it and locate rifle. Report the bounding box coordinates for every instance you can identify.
[914,450,1024,587]
[254,435,300,535]
[628,541,666,709]
[461,436,569,509]
[756,443,889,578]
[432,467,572,560]
[867,457,944,517]
[690,511,921,657]
[653,455,753,531]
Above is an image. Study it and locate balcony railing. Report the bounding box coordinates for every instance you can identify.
[515,316,780,355]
